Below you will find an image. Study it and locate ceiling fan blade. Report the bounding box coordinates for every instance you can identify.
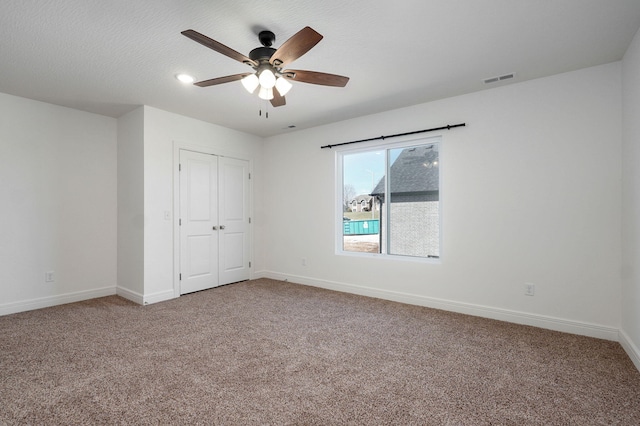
[270,27,323,67]
[284,70,349,87]
[271,90,286,107]
[182,29,258,67]
[194,73,252,87]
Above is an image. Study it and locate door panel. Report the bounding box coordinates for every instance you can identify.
[187,235,212,276]
[222,232,244,270]
[180,150,219,294]
[219,157,250,285]
[188,161,214,220]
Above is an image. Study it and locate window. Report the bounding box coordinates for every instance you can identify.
[338,136,441,259]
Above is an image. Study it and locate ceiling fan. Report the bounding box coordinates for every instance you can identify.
[181,26,349,107]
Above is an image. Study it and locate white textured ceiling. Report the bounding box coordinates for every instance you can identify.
[2,0,640,137]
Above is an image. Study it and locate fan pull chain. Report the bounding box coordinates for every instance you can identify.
[259,101,269,119]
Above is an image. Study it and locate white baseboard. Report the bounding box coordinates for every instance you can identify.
[117,286,176,306]
[261,271,620,342]
[116,286,144,305]
[251,270,268,280]
[143,289,176,305]
[619,329,640,372]
[0,286,116,316]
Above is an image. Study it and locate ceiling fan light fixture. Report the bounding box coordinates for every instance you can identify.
[258,68,276,89]
[275,77,292,96]
[241,73,260,93]
[258,87,274,100]
[181,26,349,108]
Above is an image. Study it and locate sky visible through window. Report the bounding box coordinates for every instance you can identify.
[343,149,401,195]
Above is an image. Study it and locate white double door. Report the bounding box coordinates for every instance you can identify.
[179,149,250,295]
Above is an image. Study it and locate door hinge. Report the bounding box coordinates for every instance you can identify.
[179,163,181,171]
[179,273,182,280]
[179,218,182,226]
[248,173,251,180]
[248,217,251,224]
[249,261,251,268]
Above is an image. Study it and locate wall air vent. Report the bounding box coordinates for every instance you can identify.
[483,73,516,84]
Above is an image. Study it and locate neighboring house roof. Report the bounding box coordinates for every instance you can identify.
[351,194,372,203]
[371,145,439,196]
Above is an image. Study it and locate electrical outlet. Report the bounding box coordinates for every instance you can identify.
[525,283,535,296]
[45,271,55,283]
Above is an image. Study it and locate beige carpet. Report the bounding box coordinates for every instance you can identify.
[1,278,639,425]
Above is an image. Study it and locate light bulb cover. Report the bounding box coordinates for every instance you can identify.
[258,87,274,100]
[241,74,260,93]
[275,77,293,96]
[258,68,276,89]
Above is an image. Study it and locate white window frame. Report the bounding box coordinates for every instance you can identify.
[335,134,443,263]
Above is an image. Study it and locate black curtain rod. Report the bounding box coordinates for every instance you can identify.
[320,123,466,149]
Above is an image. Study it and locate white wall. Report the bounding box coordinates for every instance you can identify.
[261,63,622,340]
[141,106,264,303]
[0,92,117,314]
[621,27,640,370]
[117,107,145,301]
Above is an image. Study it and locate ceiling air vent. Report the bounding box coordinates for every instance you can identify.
[483,73,516,84]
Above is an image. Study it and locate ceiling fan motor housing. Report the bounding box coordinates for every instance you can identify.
[249,46,277,63]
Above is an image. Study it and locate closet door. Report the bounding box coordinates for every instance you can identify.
[218,156,250,285]
[179,150,219,294]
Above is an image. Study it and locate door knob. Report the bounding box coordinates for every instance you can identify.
[220,225,226,230]
[212,226,218,230]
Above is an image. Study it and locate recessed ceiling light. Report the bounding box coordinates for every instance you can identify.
[176,74,195,84]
